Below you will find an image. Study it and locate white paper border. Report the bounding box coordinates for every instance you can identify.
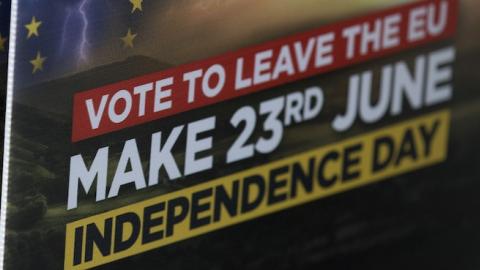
[1,0,19,268]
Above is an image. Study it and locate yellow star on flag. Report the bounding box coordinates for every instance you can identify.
[0,33,7,52]
[30,51,46,74]
[130,0,143,13]
[25,16,42,39]
[121,28,137,48]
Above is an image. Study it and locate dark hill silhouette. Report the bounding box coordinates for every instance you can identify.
[16,55,172,118]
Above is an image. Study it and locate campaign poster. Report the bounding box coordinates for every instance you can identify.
[1,0,480,269]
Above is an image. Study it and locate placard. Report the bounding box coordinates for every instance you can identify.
[2,1,480,269]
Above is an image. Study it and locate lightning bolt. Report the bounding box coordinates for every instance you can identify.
[78,0,91,64]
